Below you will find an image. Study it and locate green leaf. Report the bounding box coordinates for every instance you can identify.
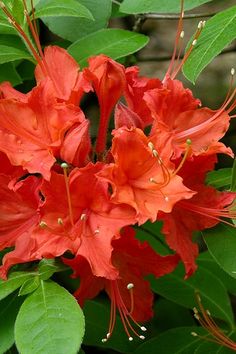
[198,252,236,295]
[151,264,234,325]
[183,6,236,83]
[133,327,207,354]
[0,271,35,301]
[194,331,236,353]
[0,62,22,86]
[38,258,68,280]
[206,168,232,189]
[120,0,213,14]
[15,280,85,354]
[231,159,236,191]
[18,276,40,296]
[68,29,149,68]
[0,12,18,35]
[203,224,236,280]
[0,293,24,353]
[41,0,112,42]
[0,35,32,64]
[34,0,93,19]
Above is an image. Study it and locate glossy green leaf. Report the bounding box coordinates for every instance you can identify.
[38,258,68,280]
[120,0,213,14]
[42,0,111,42]
[0,62,22,86]
[34,0,93,19]
[183,6,236,83]
[133,327,207,354]
[0,293,24,353]
[68,29,149,68]
[18,276,40,296]
[151,264,233,325]
[15,280,85,354]
[0,12,17,35]
[206,168,232,189]
[231,159,236,192]
[198,252,236,295]
[0,35,32,64]
[0,271,35,301]
[203,224,236,279]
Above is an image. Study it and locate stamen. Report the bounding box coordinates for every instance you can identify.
[231,68,235,76]
[80,213,86,221]
[127,283,134,314]
[94,229,100,235]
[192,39,197,46]
[191,332,198,337]
[172,139,192,176]
[61,163,74,226]
[193,292,236,350]
[57,218,63,225]
[104,281,147,342]
[180,30,185,38]
[39,221,47,228]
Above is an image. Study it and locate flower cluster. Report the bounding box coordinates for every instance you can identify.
[0,1,235,342]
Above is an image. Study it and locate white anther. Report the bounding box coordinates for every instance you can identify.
[231,68,235,76]
[94,229,100,234]
[164,196,169,202]
[101,338,107,343]
[197,21,203,29]
[149,177,156,183]
[192,39,197,46]
[139,335,145,340]
[206,310,211,316]
[191,332,198,337]
[39,221,47,228]
[129,337,133,341]
[127,283,134,290]
[61,162,69,169]
[152,150,158,158]
[80,213,86,220]
[148,142,154,150]
[180,30,184,39]
[106,332,111,338]
[202,20,206,27]
[141,326,147,332]
[57,218,63,225]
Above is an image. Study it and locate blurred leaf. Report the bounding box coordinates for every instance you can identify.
[18,276,40,296]
[0,271,35,301]
[151,264,234,325]
[120,0,213,14]
[133,327,207,354]
[34,0,93,19]
[231,159,236,191]
[0,62,22,85]
[203,224,236,279]
[42,0,111,42]
[183,6,236,83]
[68,28,149,68]
[38,258,68,280]
[206,168,232,189]
[0,293,24,353]
[15,280,85,354]
[11,0,24,24]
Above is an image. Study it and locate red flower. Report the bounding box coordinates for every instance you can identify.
[99,127,194,224]
[145,77,233,158]
[0,79,85,180]
[84,55,126,154]
[0,163,136,279]
[159,155,236,277]
[64,227,179,341]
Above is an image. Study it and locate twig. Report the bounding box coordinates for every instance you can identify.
[137,46,236,62]
[143,12,217,20]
